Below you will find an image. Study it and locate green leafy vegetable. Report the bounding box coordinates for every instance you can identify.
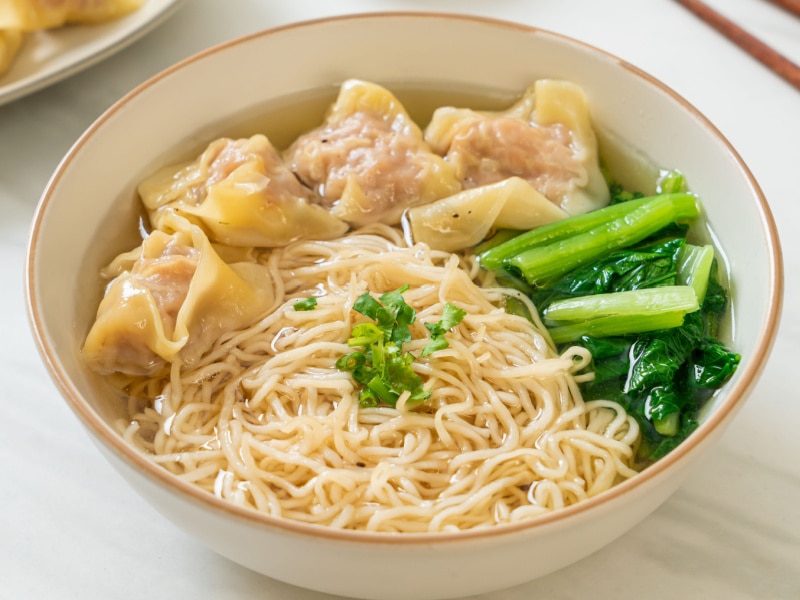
[677,243,715,304]
[529,224,687,310]
[502,295,534,322]
[543,285,698,344]
[476,175,738,465]
[656,169,688,194]
[575,269,740,465]
[473,228,523,256]
[480,194,655,270]
[608,182,645,205]
[336,287,465,408]
[505,193,698,286]
[293,297,318,311]
[478,192,696,274]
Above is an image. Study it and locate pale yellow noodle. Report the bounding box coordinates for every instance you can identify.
[117,224,640,532]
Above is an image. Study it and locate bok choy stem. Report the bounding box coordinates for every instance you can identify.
[478,194,657,270]
[677,243,715,304]
[505,193,698,286]
[543,286,698,344]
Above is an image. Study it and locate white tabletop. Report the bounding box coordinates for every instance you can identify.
[2,1,798,598]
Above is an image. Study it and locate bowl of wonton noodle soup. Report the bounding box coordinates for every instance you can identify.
[26,12,782,600]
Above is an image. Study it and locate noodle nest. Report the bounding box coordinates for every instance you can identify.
[118,224,639,533]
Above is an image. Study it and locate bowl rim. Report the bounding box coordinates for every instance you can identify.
[25,10,784,545]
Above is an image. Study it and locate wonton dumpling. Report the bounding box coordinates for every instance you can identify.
[403,177,567,252]
[0,29,24,77]
[139,134,348,248]
[284,79,461,227]
[425,80,609,216]
[0,0,143,30]
[82,215,276,376]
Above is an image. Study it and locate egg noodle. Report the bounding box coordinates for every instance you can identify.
[117,223,640,533]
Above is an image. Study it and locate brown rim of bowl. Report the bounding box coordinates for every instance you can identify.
[25,11,784,546]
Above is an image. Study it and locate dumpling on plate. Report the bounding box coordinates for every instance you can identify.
[0,0,143,30]
[284,79,461,227]
[403,176,568,252]
[0,29,24,77]
[139,134,349,248]
[424,79,609,216]
[82,214,277,376]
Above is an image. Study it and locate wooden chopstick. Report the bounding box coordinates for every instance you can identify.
[674,0,800,91]
[765,0,800,19]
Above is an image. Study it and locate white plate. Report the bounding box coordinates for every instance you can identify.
[0,0,185,107]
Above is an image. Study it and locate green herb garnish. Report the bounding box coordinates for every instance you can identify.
[336,286,465,408]
[293,297,318,311]
[422,302,467,356]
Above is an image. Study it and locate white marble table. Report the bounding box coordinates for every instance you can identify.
[2,0,798,598]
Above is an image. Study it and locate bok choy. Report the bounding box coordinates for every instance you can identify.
[479,173,740,464]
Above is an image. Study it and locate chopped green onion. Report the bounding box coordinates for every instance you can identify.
[337,288,465,408]
[293,297,318,311]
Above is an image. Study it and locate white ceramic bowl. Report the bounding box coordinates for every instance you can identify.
[26,12,783,600]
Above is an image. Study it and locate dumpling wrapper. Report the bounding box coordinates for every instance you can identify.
[0,29,23,76]
[284,79,461,227]
[0,0,143,30]
[403,177,567,252]
[139,134,348,248]
[82,215,276,376]
[425,79,609,216]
